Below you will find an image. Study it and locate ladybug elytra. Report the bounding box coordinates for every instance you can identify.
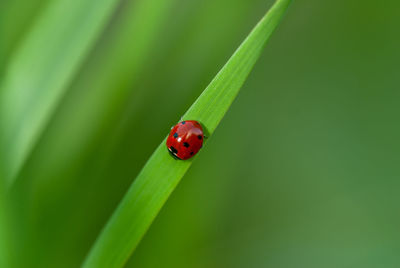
[166,120,204,160]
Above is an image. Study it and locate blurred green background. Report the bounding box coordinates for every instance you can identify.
[1,0,400,267]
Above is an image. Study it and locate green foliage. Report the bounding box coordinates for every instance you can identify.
[82,0,291,267]
[0,0,120,185]
[2,0,398,267]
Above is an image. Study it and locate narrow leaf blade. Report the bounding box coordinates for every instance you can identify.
[83,0,291,267]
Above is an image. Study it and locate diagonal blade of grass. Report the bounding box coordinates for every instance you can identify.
[82,0,291,267]
[0,0,120,186]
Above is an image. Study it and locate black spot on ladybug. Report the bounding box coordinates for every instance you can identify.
[173,133,178,138]
[181,121,186,124]
[197,135,202,140]
[190,152,194,155]
[183,142,190,148]
[170,146,178,154]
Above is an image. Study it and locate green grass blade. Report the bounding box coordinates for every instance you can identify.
[83,0,291,267]
[0,0,120,185]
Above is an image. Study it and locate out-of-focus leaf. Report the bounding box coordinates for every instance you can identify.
[7,0,175,266]
[0,0,120,186]
[0,0,50,70]
[0,198,10,267]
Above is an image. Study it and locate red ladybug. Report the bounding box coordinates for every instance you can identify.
[166,120,204,160]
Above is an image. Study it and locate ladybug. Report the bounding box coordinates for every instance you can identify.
[166,120,204,160]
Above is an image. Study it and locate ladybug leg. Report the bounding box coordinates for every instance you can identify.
[168,150,181,160]
[204,135,209,139]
